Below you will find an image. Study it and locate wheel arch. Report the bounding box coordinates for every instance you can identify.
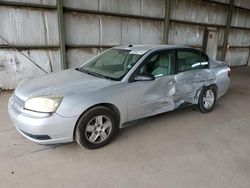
[72,103,121,141]
[206,83,218,98]
[196,83,218,102]
[197,83,218,113]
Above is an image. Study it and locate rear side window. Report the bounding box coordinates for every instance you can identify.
[177,50,208,72]
[200,53,209,69]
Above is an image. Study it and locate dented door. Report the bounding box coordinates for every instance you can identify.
[174,49,212,105]
[175,69,211,104]
[127,50,176,121]
[127,76,176,121]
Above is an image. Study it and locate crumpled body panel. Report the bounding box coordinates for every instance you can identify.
[126,62,229,122]
[127,75,176,121]
[174,68,216,107]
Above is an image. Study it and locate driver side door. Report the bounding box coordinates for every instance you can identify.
[127,50,176,121]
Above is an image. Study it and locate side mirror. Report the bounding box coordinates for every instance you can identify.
[133,73,155,81]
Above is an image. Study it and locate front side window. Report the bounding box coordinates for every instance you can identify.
[79,49,142,80]
[177,50,208,72]
[138,51,174,78]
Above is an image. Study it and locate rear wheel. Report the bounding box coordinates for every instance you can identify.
[198,86,217,113]
[75,106,119,149]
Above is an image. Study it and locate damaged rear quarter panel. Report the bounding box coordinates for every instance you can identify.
[174,68,216,107]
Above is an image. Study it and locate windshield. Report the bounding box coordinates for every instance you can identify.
[78,49,142,80]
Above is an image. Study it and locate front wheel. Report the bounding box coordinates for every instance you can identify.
[198,86,217,113]
[75,106,119,149]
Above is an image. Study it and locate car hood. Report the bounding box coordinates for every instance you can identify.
[15,69,117,101]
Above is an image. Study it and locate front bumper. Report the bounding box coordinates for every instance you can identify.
[8,95,79,145]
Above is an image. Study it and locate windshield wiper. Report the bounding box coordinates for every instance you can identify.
[75,67,88,74]
[75,68,116,81]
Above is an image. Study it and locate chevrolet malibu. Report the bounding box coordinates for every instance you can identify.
[8,45,230,149]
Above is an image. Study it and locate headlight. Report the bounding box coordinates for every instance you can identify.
[24,96,63,113]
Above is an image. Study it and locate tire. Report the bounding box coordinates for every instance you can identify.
[198,86,217,113]
[75,106,119,149]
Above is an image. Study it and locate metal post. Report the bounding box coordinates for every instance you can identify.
[163,0,171,44]
[221,0,234,61]
[56,0,67,69]
[247,46,250,66]
[202,26,208,52]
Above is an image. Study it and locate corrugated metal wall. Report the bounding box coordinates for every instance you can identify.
[64,0,165,68]
[0,0,60,89]
[0,0,250,89]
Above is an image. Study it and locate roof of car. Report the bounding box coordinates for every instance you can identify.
[113,45,195,54]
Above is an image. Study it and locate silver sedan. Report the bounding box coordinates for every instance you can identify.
[8,45,230,149]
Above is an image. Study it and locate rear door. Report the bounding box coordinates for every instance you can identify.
[127,50,176,121]
[174,49,211,103]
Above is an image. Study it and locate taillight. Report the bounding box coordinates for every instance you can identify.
[228,67,231,78]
